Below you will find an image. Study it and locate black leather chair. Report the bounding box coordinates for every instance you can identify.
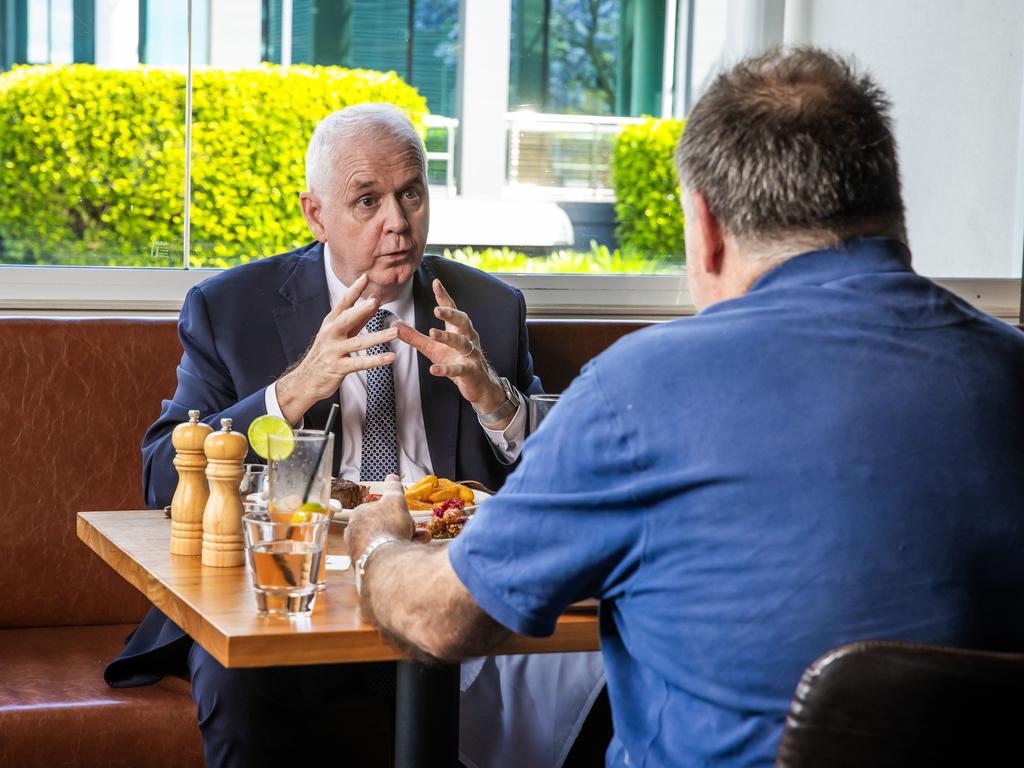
[776,640,1024,767]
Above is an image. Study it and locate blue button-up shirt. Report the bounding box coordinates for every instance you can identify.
[450,238,1024,767]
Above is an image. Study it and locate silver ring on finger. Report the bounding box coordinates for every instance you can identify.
[457,339,476,359]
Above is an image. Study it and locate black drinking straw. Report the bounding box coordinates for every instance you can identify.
[301,403,338,505]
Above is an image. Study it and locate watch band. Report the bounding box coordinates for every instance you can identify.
[354,535,403,595]
[474,377,522,427]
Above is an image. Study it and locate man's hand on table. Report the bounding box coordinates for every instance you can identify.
[395,279,515,429]
[344,474,510,662]
[344,475,428,562]
[276,273,398,425]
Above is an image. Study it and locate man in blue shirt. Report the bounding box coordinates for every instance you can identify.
[345,49,1024,766]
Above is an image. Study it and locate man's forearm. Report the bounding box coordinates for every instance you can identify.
[361,543,509,663]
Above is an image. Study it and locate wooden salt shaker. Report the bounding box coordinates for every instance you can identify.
[170,410,213,556]
[201,417,248,567]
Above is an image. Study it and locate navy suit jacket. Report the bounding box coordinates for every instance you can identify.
[108,242,541,686]
[142,241,541,507]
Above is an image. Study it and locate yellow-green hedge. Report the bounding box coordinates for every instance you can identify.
[0,64,427,267]
[610,117,686,259]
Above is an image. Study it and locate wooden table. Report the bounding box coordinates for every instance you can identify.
[78,509,601,766]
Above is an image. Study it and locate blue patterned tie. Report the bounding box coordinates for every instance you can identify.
[360,309,400,481]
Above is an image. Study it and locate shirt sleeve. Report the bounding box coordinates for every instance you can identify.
[265,381,284,420]
[448,362,647,637]
[264,380,304,428]
[478,397,527,463]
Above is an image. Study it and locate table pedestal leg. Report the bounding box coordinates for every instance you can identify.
[396,659,460,768]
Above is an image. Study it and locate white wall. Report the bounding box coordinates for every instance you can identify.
[209,0,262,68]
[725,0,784,62]
[94,0,139,68]
[786,0,1024,278]
[689,0,730,102]
[456,0,512,199]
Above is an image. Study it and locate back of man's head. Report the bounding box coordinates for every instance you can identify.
[676,48,906,259]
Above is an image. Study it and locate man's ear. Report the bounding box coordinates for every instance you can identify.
[300,192,327,242]
[690,191,726,276]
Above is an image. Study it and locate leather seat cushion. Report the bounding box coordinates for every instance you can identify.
[0,624,203,768]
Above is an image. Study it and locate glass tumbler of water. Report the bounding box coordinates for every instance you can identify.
[528,393,561,434]
[243,504,329,616]
[239,463,268,498]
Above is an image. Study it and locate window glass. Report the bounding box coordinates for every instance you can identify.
[412,0,458,119]
[509,0,669,119]
[0,0,186,267]
[2,0,694,274]
[197,0,451,268]
[6,1,1015,283]
[501,0,683,273]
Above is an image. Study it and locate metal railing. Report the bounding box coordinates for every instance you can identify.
[505,111,646,198]
[423,114,458,197]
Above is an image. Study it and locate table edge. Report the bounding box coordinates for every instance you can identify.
[77,510,601,668]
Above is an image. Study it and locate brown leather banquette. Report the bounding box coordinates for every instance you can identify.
[0,315,650,767]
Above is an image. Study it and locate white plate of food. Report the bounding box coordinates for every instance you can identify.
[329,477,492,526]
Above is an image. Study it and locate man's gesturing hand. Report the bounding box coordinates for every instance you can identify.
[395,279,510,421]
[276,273,397,425]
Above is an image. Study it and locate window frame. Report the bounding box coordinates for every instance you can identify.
[0,264,1019,321]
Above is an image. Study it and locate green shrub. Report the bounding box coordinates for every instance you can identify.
[0,64,427,267]
[610,117,685,259]
[442,242,680,274]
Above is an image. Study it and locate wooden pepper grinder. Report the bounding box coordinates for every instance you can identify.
[170,410,213,556]
[202,417,248,567]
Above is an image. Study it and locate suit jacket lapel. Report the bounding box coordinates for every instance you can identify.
[271,242,344,472]
[414,262,460,480]
[273,244,330,363]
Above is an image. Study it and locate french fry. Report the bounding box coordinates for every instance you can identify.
[406,475,436,498]
[428,487,462,503]
[404,477,475,510]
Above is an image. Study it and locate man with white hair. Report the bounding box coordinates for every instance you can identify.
[106,103,605,767]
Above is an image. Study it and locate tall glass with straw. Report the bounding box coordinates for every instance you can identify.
[266,404,338,591]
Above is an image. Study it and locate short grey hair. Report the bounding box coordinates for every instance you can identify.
[675,48,906,259]
[305,103,426,194]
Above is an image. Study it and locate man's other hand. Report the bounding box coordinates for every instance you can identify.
[395,279,509,419]
[276,274,398,424]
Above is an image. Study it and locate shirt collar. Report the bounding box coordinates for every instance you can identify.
[323,242,415,324]
[748,237,913,294]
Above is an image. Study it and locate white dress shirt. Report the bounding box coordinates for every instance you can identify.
[264,243,526,475]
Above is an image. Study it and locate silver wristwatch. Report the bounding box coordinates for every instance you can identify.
[354,535,402,595]
[474,376,522,427]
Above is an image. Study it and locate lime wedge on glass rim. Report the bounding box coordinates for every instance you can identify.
[247,415,294,461]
